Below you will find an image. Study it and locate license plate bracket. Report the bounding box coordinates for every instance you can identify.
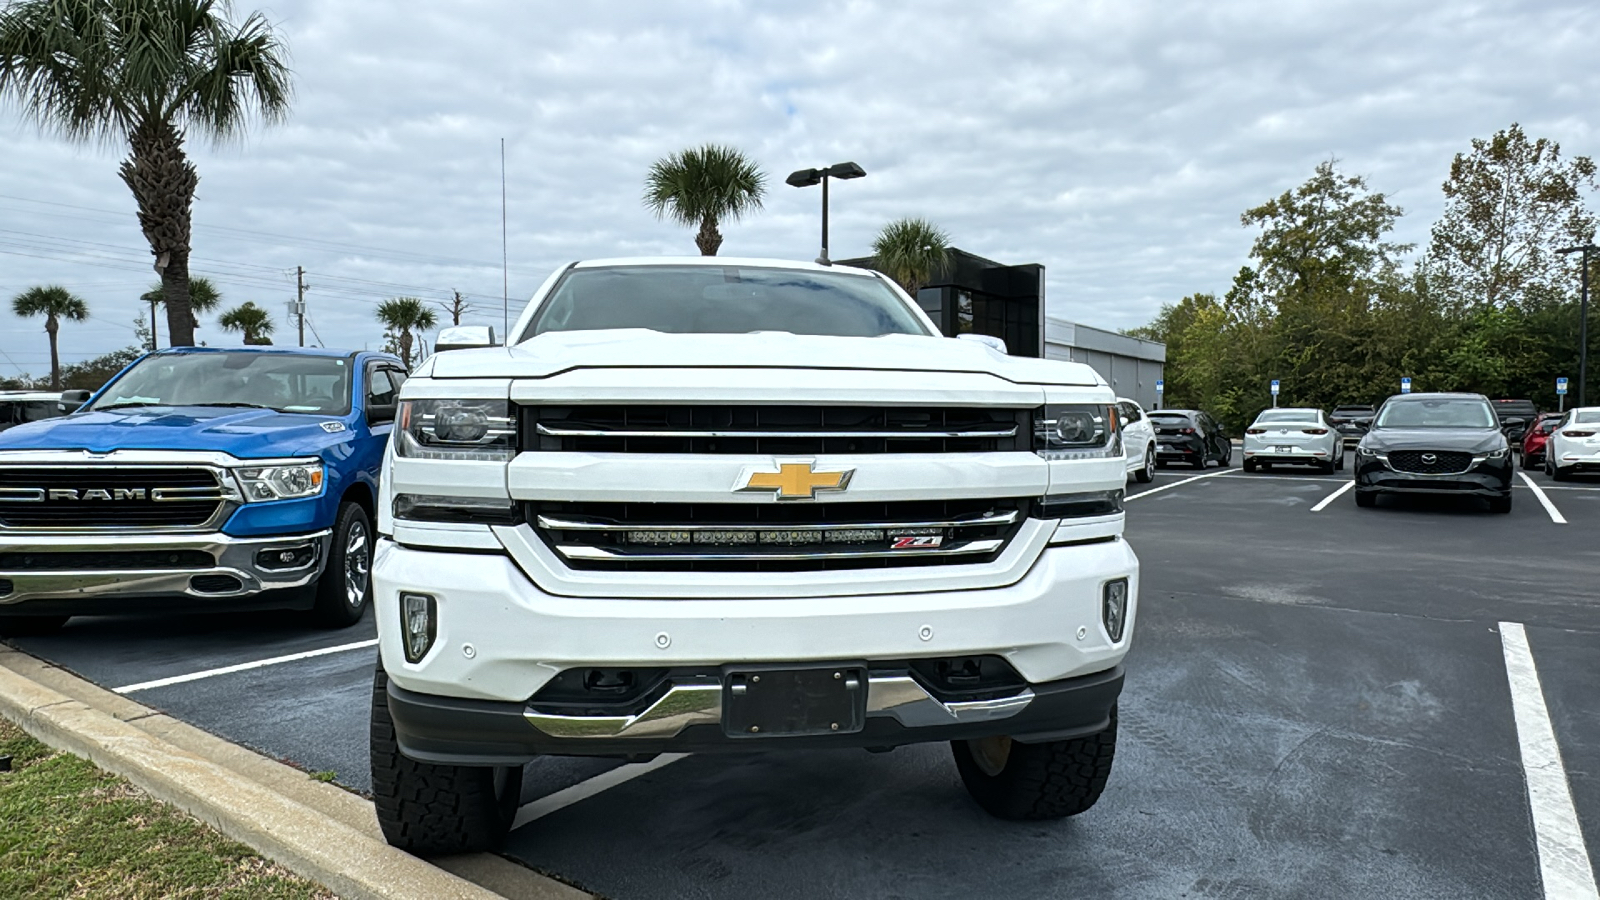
[723,664,867,738]
[1275,445,1296,453]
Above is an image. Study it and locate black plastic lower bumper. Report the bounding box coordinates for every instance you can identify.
[386,665,1125,766]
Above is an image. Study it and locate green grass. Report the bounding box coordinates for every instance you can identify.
[0,717,334,900]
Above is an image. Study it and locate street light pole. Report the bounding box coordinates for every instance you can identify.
[786,162,866,266]
[1557,244,1597,407]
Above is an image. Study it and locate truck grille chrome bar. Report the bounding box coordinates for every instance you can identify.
[536,510,1020,533]
[554,539,1006,563]
[0,466,233,531]
[535,424,1018,440]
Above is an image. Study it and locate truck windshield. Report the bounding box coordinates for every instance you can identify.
[524,265,931,339]
[92,352,352,416]
[1375,398,1496,429]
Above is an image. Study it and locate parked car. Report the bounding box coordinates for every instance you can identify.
[1242,408,1345,473]
[0,390,72,432]
[1354,393,1513,513]
[369,257,1138,853]
[1491,398,1539,447]
[1520,412,1565,470]
[0,347,406,635]
[1118,397,1156,483]
[1149,409,1231,469]
[1328,405,1376,444]
[1544,407,1600,480]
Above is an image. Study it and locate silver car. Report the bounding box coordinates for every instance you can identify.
[1242,407,1345,473]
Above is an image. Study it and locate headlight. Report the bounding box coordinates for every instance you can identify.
[1484,448,1509,460]
[234,462,325,501]
[1355,445,1378,457]
[396,399,516,461]
[1035,404,1121,460]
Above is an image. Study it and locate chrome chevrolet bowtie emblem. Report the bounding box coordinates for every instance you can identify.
[737,462,854,500]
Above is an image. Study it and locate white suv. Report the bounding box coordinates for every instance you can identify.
[369,258,1139,853]
[1118,397,1156,483]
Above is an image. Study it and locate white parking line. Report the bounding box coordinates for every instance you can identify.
[511,753,689,830]
[1519,473,1569,524]
[112,638,379,694]
[1499,622,1598,900]
[1125,467,1235,502]
[1310,481,1356,512]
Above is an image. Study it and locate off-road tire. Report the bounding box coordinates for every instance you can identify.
[370,667,522,854]
[1488,494,1513,514]
[1355,490,1377,508]
[951,706,1117,820]
[1134,446,1155,483]
[0,615,68,637]
[313,502,372,628]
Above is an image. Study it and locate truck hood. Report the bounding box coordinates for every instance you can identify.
[0,406,349,458]
[422,329,1102,386]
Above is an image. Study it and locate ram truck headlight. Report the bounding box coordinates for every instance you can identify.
[396,399,516,461]
[1035,404,1121,460]
[234,462,325,501]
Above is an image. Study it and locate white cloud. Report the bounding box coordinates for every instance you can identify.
[1,0,1597,374]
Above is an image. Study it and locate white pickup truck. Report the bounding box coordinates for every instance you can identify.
[369,257,1139,853]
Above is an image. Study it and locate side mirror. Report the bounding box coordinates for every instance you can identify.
[1500,417,1526,429]
[58,389,92,412]
[435,325,498,353]
[367,403,397,426]
[955,333,1008,355]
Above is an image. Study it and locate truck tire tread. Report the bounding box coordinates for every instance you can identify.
[952,706,1117,820]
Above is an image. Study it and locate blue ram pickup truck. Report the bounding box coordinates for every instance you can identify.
[0,347,407,635]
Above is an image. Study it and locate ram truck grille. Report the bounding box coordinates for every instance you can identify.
[521,405,1032,454]
[530,498,1026,571]
[0,467,227,529]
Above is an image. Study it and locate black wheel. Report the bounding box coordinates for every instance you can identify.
[0,615,68,637]
[370,667,522,854]
[1243,458,1257,473]
[1260,462,1273,472]
[952,706,1117,820]
[1319,459,1336,474]
[1488,494,1513,514]
[1191,453,1207,470]
[313,502,372,628]
[1217,444,1231,468]
[1134,446,1155,483]
[1551,462,1572,482]
[1335,447,1346,471]
[1355,490,1377,508]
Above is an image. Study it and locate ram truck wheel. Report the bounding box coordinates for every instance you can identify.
[312,502,372,628]
[369,667,522,854]
[952,706,1117,820]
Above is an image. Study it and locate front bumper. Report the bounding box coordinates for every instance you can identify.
[1353,457,1511,497]
[0,529,331,614]
[386,665,1124,765]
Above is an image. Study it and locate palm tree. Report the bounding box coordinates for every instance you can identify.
[0,0,292,349]
[219,301,274,345]
[871,217,951,298]
[375,297,437,368]
[12,285,88,390]
[141,276,222,347]
[644,144,766,255]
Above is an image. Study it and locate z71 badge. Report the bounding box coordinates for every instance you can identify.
[890,534,944,550]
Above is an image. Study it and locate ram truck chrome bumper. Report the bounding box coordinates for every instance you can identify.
[0,529,331,613]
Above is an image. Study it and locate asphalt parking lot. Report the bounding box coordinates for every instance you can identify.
[8,461,1599,899]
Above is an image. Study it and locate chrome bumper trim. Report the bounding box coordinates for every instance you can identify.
[523,673,1034,739]
[0,529,332,604]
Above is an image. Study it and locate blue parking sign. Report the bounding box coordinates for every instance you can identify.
[1155,379,1164,393]
[1270,379,1280,395]
[1401,377,1412,394]
[1557,377,1568,396]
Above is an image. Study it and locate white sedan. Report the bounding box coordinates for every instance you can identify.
[1242,408,1345,473]
[1544,407,1600,480]
[1118,397,1157,483]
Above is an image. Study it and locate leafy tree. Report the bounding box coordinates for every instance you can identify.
[644,144,766,255]
[0,0,292,348]
[218,301,273,344]
[375,297,437,368]
[11,285,88,390]
[1426,124,1598,311]
[141,276,222,346]
[870,217,950,298]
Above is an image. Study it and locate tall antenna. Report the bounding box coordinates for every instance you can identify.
[501,138,509,338]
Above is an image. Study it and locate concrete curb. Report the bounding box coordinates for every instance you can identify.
[0,645,589,900]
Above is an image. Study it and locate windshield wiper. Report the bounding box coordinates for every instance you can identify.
[199,402,280,410]
[95,402,165,411]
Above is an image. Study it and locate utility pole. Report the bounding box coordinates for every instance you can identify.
[296,266,307,348]
[149,297,159,352]
[1557,244,1596,407]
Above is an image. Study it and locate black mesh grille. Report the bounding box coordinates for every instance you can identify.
[0,579,12,596]
[0,467,223,529]
[0,550,215,571]
[1388,450,1474,475]
[190,574,243,593]
[522,406,1032,454]
[531,498,1024,572]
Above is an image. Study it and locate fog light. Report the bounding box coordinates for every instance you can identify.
[400,593,437,663]
[1102,578,1129,642]
[255,544,315,571]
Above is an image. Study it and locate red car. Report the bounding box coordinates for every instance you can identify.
[1521,412,1565,469]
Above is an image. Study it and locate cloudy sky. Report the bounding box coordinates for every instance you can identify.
[1,0,1597,375]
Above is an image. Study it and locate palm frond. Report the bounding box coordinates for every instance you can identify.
[643,143,766,226]
[871,217,951,295]
[375,297,438,331]
[12,284,89,320]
